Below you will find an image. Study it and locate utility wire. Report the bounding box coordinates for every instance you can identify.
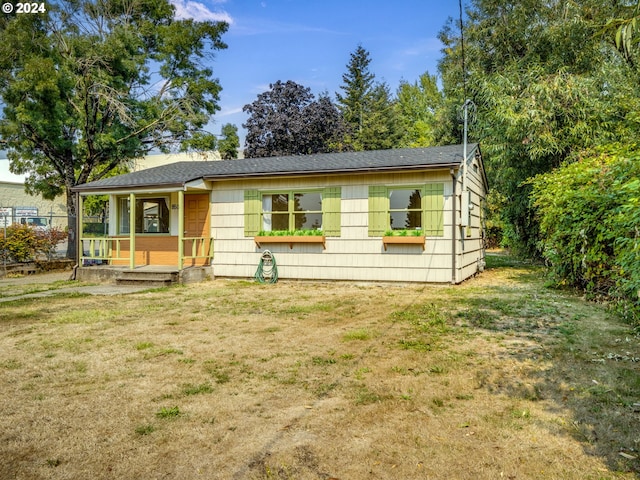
[459,0,467,101]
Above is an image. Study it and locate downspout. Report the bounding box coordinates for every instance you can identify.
[450,168,457,284]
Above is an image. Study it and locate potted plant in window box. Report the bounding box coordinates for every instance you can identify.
[254,230,326,249]
[382,229,425,251]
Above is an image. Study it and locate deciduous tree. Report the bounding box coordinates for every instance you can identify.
[243,81,347,158]
[0,0,228,258]
[396,72,443,147]
[437,0,640,256]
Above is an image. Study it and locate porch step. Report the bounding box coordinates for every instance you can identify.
[115,270,179,286]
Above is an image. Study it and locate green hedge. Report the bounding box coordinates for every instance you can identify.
[530,147,640,328]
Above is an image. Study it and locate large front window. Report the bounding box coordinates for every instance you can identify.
[119,197,170,234]
[261,191,322,232]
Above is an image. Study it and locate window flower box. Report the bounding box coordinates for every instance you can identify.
[382,235,425,251]
[254,235,326,249]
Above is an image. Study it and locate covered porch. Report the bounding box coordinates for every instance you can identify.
[76,184,213,281]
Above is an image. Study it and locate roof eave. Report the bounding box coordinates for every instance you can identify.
[203,162,461,181]
[73,181,186,194]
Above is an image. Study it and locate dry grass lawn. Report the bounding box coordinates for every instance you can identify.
[1,256,639,479]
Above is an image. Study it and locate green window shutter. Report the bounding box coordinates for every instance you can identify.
[244,190,261,236]
[368,185,388,236]
[322,187,341,237]
[422,183,444,236]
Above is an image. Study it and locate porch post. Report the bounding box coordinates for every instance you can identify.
[178,190,184,270]
[77,193,83,264]
[129,193,135,270]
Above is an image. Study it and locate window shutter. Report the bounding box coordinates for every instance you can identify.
[368,185,388,236]
[322,187,341,237]
[423,183,444,236]
[244,190,261,236]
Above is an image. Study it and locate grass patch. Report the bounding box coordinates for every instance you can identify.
[354,385,386,405]
[0,260,638,479]
[181,382,213,396]
[311,356,336,366]
[342,328,374,341]
[155,406,181,419]
[135,424,156,435]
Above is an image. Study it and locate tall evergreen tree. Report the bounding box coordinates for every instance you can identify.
[336,45,375,138]
[358,82,402,150]
[336,45,402,150]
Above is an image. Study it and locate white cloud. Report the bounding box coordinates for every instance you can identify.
[219,106,244,117]
[170,0,234,24]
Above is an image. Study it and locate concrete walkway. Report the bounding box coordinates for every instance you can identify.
[0,270,154,303]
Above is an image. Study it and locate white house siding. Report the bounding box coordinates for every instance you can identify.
[210,170,466,283]
[453,152,487,283]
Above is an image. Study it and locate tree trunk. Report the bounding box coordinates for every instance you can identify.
[65,188,77,261]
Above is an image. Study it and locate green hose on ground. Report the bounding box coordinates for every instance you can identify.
[254,250,278,283]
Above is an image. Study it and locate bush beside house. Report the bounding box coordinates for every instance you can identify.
[530,148,640,328]
[0,224,67,263]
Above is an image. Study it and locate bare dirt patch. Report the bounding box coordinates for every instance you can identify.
[1,260,638,479]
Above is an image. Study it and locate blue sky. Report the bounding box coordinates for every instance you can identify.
[182,0,463,144]
[1,0,463,182]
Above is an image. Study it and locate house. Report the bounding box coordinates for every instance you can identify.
[71,144,488,284]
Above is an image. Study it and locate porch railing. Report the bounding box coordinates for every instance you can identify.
[80,236,214,267]
[80,237,129,264]
[181,237,214,265]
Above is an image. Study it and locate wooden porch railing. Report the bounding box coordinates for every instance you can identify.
[181,237,214,265]
[80,236,214,267]
[80,237,128,263]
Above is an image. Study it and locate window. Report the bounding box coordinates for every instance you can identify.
[118,197,170,234]
[368,184,444,236]
[244,187,341,237]
[261,191,323,232]
[389,188,422,230]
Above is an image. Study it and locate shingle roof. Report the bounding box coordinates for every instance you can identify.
[72,144,478,192]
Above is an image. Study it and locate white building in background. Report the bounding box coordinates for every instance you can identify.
[129,151,223,171]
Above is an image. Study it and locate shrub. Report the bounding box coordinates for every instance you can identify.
[0,224,67,262]
[530,147,640,327]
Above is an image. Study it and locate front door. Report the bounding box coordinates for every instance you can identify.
[184,193,210,266]
[184,193,210,237]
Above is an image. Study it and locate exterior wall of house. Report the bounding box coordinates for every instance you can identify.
[453,153,487,283]
[210,170,477,283]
